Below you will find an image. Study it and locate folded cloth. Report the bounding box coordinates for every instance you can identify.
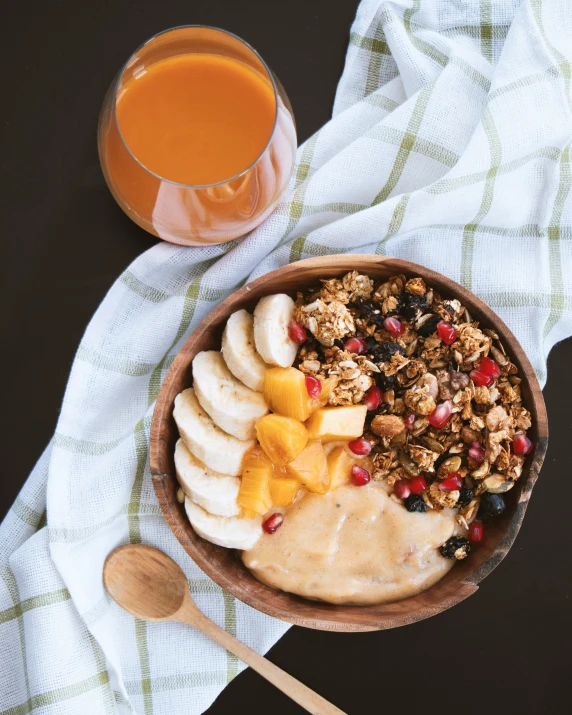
[2,1,571,712]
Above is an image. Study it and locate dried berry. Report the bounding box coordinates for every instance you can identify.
[404,494,426,513]
[478,492,506,521]
[399,294,430,321]
[457,487,474,508]
[376,372,396,391]
[440,536,471,559]
[417,314,442,337]
[358,300,385,327]
[369,341,404,363]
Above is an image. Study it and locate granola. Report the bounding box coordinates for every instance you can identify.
[293,270,535,562]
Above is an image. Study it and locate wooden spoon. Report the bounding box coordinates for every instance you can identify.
[104,544,346,714]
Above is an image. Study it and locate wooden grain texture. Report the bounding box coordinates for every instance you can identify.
[150,255,548,632]
[104,544,346,715]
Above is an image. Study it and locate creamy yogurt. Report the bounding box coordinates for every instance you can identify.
[242,483,457,605]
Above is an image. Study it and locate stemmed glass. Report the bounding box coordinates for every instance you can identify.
[98,26,297,246]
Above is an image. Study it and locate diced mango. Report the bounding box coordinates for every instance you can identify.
[326,445,355,490]
[237,446,273,516]
[256,414,308,466]
[270,477,301,507]
[264,367,337,421]
[286,441,330,494]
[305,405,367,442]
[272,464,290,479]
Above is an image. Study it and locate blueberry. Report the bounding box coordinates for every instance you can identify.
[478,493,506,521]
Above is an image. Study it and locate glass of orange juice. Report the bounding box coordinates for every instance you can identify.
[98,26,297,245]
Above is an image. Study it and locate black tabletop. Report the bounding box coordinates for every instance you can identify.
[2,1,570,713]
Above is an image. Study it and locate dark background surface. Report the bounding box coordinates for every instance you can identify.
[1,1,570,713]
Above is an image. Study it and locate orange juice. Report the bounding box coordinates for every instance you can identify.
[116,54,276,186]
[98,28,296,245]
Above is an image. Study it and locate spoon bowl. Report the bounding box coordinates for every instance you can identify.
[104,544,187,620]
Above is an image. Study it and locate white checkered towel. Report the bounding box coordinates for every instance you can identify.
[2,1,571,713]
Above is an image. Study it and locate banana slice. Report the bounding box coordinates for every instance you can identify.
[185,497,262,550]
[253,294,298,368]
[173,388,254,476]
[221,309,268,392]
[193,351,268,441]
[175,439,240,517]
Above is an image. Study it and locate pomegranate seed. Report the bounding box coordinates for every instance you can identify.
[348,437,372,456]
[404,413,416,432]
[262,513,284,534]
[343,337,368,354]
[305,375,322,399]
[480,356,501,378]
[428,400,452,429]
[409,474,427,494]
[437,320,457,345]
[288,321,307,344]
[351,465,371,486]
[468,441,486,463]
[394,479,411,500]
[383,317,404,338]
[513,432,533,455]
[439,473,463,491]
[470,369,494,387]
[363,386,383,411]
[468,520,484,544]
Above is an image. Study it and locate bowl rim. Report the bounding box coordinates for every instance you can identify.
[150,254,548,631]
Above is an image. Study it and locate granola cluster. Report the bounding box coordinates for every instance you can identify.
[293,271,535,560]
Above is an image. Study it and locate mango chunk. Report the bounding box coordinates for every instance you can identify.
[270,477,301,507]
[272,464,290,479]
[286,441,330,494]
[264,367,337,421]
[305,405,367,442]
[326,445,355,490]
[256,414,308,466]
[237,446,273,516]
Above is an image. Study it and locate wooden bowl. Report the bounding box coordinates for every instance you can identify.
[150,255,548,632]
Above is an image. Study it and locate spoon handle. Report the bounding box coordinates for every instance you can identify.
[180,604,346,715]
